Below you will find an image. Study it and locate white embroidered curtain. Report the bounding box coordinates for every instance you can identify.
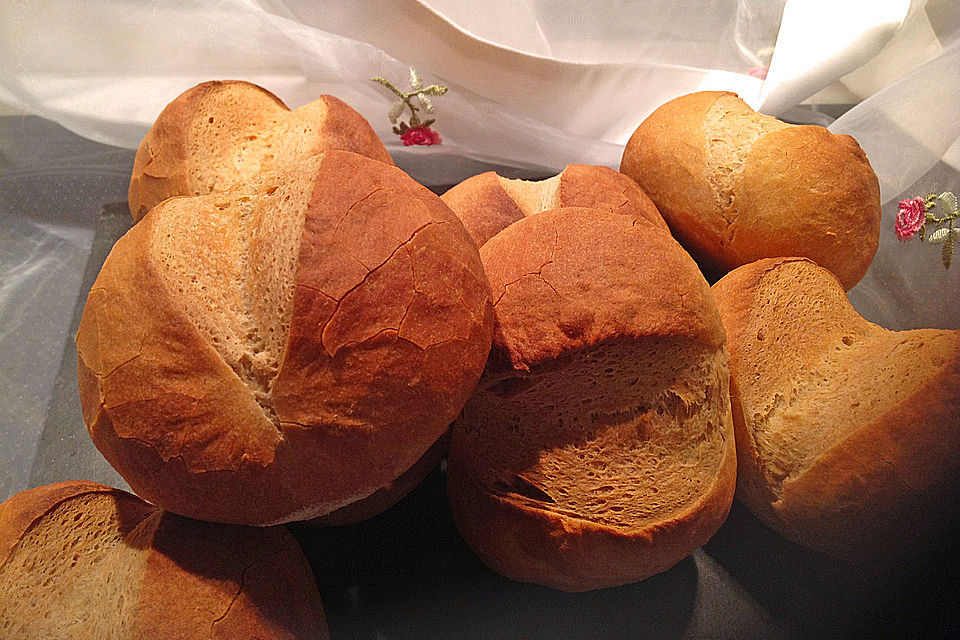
[0,0,957,338]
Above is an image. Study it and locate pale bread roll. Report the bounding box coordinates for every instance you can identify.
[128,80,393,221]
[621,91,880,289]
[79,151,493,526]
[713,257,960,561]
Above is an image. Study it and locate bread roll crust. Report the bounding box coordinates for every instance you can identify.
[441,164,666,248]
[621,92,880,289]
[449,208,736,591]
[713,257,960,561]
[0,481,328,639]
[80,152,494,525]
[128,80,393,221]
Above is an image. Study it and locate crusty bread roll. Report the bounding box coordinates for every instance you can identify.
[0,481,328,639]
[440,164,667,247]
[447,207,736,592]
[713,257,960,561]
[621,91,880,289]
[78,151,493,526]
[128,80,393,221]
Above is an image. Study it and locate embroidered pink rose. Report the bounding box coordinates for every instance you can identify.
[372,68,448,147]
[895,197,926,241]
[400,125,442,146]
[894,191,959,268]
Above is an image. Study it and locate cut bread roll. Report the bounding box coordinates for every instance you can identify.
[128,80,393,221]
[713,257,960,561]
[78,151,494,526]
[0,481,328,639]
[447,207,736,592]
[441,164,667,247]
[621,92,880,289]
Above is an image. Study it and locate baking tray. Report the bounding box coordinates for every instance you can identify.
[5,116,959,639]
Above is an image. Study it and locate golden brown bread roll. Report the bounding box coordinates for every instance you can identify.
[447,207,736,591]
[621,91,880,289]
[440,164,667,247]
[713,257,960,562]
[128,80,393,221]
[0,481,328,639]
[78,151,493,526]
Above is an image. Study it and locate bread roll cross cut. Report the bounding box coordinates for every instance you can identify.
[447,206,736,591]
[128,80,393,221]
[79,151,493,525]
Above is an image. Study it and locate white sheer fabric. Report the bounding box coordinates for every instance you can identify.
[1,0,958,329]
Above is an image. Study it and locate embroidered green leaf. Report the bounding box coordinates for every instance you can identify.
[937,191,959,215]
[387,99,405,123]
[421,119,435,127]
[409,67,423,90]
[928,227,950,243]
[417,93,434,113]
[420,84,448,97]
[942,229,955,268]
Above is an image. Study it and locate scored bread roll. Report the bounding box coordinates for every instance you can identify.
[0,481,328,639]
[78,151,493,526]
[128,80,393,221]
[621,91,880,289]
[440,164,667,247]
[713,257,960,562]
[447,207,736,592]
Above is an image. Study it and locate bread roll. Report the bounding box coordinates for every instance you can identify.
[128,80,393,221]
[621,91,880,289]
[441,164,667,247]
[78,151,494,525]
[447,207,736,592]
[0,481,328,639]
[713,257,960,561]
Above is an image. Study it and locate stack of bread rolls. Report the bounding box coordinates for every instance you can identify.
[5,79,957,636]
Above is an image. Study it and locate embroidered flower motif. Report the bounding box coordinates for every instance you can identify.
[895,197,926,241]
[895,191,960,268]
[748,66,769,80]
[399,125,442,146]
[371,68,448,146]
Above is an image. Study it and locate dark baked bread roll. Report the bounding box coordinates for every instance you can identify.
[621,91,880,289]
[0,481,328,639]
[79,151,493,525]
[447,207,736,591]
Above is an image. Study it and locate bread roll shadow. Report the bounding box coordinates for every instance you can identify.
[704,500,960,639]
[290,464,700,640]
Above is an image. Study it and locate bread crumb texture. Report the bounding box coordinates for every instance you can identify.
[449,208,735,591]
[0,482,329,638]
[714,258,960,561]
[79,152,493,525]
[129,80,392,220]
